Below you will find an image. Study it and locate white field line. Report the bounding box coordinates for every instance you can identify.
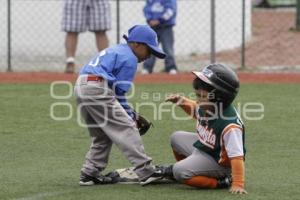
[11,190,72,200]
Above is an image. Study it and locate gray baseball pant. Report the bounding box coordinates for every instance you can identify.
[74,75,155,180]
[170,131,230,181]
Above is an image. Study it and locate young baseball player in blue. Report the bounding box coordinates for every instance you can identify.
[142,0,178,74]
[160,64,247,194]
[74,25,166,186]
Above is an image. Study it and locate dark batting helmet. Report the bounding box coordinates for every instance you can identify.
[192,63,240,108]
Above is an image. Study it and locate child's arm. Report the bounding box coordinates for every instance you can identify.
[165,95,197,118]
[143,1,155,22]
[115,87,135,119]
[230,157,247,194]
[223,126,247,194]
[113,63,137,119]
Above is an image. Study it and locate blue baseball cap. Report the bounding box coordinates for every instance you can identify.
[123,25,166,59]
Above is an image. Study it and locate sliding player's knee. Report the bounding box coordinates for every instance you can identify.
[172,162,193,181]
[170,131,185,149]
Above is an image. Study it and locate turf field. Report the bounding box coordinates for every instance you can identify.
[0,83,299,200]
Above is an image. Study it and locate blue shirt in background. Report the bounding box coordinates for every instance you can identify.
[143,0,177,27]
[80,44,138,118]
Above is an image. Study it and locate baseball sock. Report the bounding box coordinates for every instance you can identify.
[184,176,218,189]
[172,149,186,161]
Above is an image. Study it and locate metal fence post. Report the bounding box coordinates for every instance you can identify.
[210,0,216,64]
[241,0,246,69]
[116,0,120,44]
[297,0,300,30]
[7,0,12,72]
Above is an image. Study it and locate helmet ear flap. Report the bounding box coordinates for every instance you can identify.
[213,90,236,108]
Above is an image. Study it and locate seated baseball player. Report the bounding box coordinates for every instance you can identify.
[158,64,247,194]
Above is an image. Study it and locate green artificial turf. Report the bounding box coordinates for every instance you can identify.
[0,83,299,200]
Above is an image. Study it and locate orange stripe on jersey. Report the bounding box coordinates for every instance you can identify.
[178,97,197,118]
[218,146,231,167]
[221,123,242,137]
[218,124,243,167]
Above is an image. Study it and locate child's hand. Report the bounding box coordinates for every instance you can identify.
[149,20,160,27]
[229,186,248,195]
[165,94,183,105]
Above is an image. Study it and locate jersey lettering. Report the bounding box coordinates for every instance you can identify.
[88,50,106,67]
[196,123,216,149]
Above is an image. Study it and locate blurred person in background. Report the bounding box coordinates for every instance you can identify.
[62,0,111,73]
[142,0,178,75]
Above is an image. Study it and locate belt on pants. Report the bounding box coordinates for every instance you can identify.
[86,75,104,82]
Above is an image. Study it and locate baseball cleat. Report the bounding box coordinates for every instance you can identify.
[155,165,175,180]
[79,172,114,186]
[140,169,164,186]
[217,176,232,188]
[140,176,163,186]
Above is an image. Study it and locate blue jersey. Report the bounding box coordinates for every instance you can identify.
[80,44,138,118]
[143,0,177,27]
[80,44,137,92]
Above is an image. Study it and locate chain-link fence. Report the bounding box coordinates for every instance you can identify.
[1,0,299,73]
